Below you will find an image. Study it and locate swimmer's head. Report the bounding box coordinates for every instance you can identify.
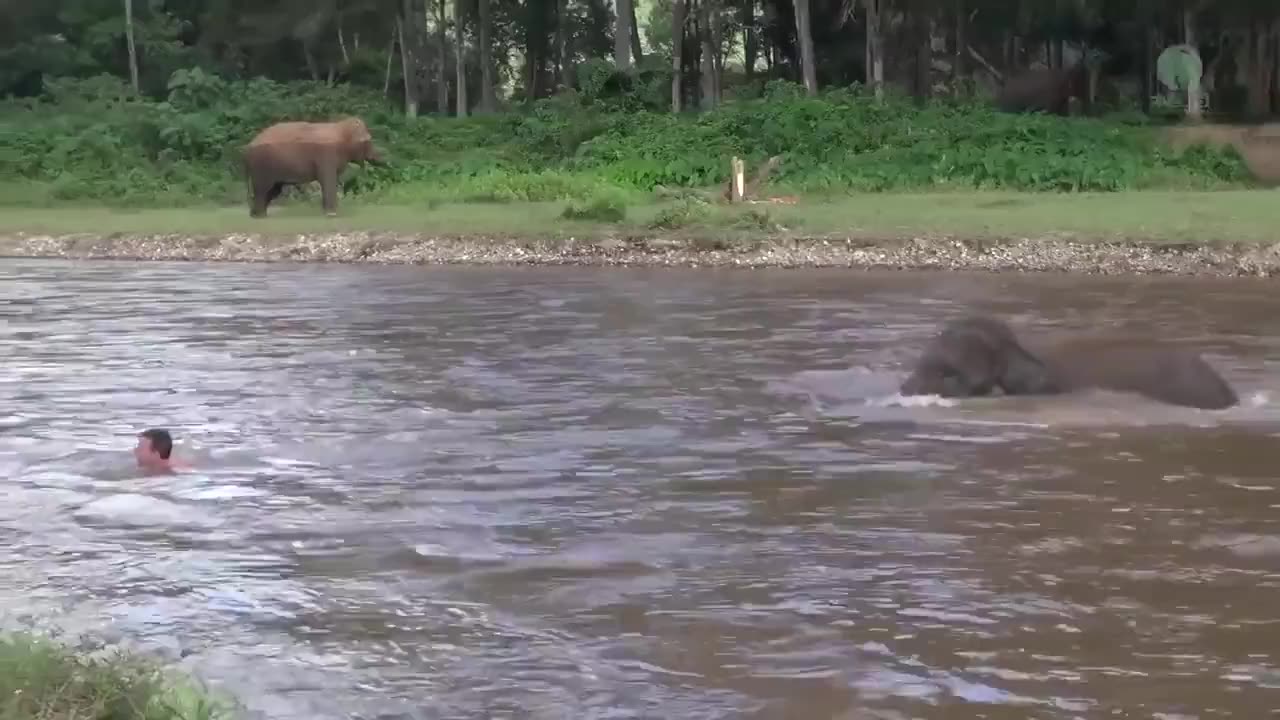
[135,428,174,471]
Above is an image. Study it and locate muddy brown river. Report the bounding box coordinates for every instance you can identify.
[3,258,1280,719]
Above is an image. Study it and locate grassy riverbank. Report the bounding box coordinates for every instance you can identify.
[1,76,1256,211]
[5,77,1274,273]
[1,190,1275,245]
[0,631,234,720]
[5,190,1280,277]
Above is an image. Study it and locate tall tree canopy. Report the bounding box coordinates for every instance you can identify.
[3,0,1278,119]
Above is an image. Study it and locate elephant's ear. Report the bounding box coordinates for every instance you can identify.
[998,346,1058,395]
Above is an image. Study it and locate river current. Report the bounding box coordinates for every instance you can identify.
[3,258,1280,719]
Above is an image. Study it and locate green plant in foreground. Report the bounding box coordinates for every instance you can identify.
[731,207,788,232]
[0,631,235,720]
[649,196,713,230]
[560,196,627,222]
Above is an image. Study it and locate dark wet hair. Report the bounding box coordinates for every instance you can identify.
[140,428,173,459]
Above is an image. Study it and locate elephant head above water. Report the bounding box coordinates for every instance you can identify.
[899,314,1240,410]
[242,116,385,218]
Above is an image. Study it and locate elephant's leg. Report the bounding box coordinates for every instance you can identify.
[249,176,272,218]
[1051,88,1071,116]
[317,161,340,216]
[264,182,284,209]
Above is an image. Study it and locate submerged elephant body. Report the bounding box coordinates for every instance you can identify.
[899,314,1239,410]
[242,116,384,218]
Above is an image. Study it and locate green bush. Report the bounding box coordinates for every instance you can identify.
[649,196,713,229]
[0,630,234,719]
[561,196,627,222]
[0,73,1254,207]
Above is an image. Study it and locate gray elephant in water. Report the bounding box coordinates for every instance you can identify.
[898,314,1239,410]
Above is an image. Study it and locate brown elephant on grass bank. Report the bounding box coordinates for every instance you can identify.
[242,116,384,218]
[994,62,1091,117]
[898,314,1239,410]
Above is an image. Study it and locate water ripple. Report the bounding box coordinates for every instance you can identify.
[3,260,1280,719]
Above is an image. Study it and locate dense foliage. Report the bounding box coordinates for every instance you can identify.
[0,73,1250,207]
[0,630,231,720]
[2,0,1271,208]
[5,0,1279,120]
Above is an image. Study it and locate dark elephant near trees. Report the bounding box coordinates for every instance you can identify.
[994,63,1091,117]
[898,314,1239,410]
[242,116,384,218]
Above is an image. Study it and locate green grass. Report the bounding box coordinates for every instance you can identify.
[0,631,235,720]
[1,189,1275,245]
[1,77,1256,211]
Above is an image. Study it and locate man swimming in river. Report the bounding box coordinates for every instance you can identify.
[133,428,188,473]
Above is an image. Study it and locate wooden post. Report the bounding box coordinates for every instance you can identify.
[731,156,745,202]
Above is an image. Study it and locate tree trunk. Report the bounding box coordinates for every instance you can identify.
[688,0,703,108]
[699,0,717,107]
[479,0,496,111]
[397,16,419,117]
[436,0,449,113]
[712,8,724,96]
[917,13,933,103]
[864,0,883,98]
[400,0,428,118]
[1273,19,1280,115]
[555,0,569,88]
[1138,2,1152,114]
[565,19,579,90]
[630,1,644,64]
[455,0,468,117]
[615,0,634,70]
[1246,23,1273,119]
[1184,6,1201,120]
[1011,0,1028,72]
[124,0,140,93]
[794,0,817,95]
[525,48,537,100]
[671,0,685,111]
[384,28,397,95]
[742,0,756,79]
[337,16,350,66]
[304,41,321,81]
[953,0,966,97]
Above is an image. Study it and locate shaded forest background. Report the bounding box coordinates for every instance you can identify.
[5,0,1279,117]
[1,0,1276,205]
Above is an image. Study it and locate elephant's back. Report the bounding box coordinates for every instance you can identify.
[248,121,323,146]
[996,69,1064,100]
[1034,338,1238,410]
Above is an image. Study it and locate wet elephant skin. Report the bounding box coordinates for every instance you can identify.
[899,314,1240,410]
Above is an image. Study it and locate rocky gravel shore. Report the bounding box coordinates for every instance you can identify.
[4,230,1280,277]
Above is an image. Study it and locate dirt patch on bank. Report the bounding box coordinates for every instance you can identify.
[1160,122,1280,183]
[4,230,1280,277]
